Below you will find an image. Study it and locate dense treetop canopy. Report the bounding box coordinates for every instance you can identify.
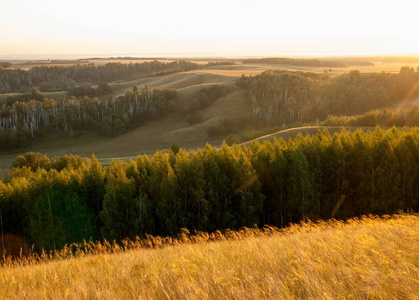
[0,127,418,251]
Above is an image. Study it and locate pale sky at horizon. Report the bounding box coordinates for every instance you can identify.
[1,0,419,58]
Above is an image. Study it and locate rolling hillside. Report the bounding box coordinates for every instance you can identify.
[0,70,247,175]
[1,214,418,299]
[1,60,419,177]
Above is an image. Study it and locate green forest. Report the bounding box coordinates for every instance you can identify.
[323,105,419,127]
[0,127,417,251]
[238,67,419,126]
[0,83,228,150]
[3,65,419,151]
[0,85,177,150]
[0,60,199,93]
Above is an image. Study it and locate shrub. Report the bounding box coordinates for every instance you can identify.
[225,134,241,146]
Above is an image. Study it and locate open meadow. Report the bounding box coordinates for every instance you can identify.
[1,214,418,299]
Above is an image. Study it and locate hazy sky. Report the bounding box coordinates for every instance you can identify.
[1,0,418,58]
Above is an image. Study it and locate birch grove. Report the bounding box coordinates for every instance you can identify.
[0,85,176,149]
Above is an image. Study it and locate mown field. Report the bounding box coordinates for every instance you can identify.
[1,214,418,299]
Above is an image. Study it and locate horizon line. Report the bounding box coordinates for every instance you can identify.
[2,52,419,61]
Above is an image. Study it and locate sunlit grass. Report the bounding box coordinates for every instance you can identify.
[1,214,418,299]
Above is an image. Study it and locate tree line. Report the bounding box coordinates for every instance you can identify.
[0,60,199,93]
[0,127,417,251]
[242,57,374,67]
[0,62,13,68]
[238,67,419,127]
[0,85,177,150]
[323,105,419,127]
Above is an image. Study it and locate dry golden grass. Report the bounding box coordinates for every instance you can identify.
[200,61,419,77]
[1,214,418,299]
[107,71,236,97]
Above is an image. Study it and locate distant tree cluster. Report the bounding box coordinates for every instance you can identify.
[242,57,374,67]
[49,60,89,64]
[238,70,328,126]
[238,67,419,126]
[185,85,227,124]
[0,127,418,251]
[323,105,419,127]
[0,62,13,68]
[205,61,236,67]
[3,88,45,106]
[206,118,239,138]
[0,85,177,150]
[0,60,199,93]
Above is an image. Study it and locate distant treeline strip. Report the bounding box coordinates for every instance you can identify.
[242,57,374,67]
[0,60,199,93]
[0,127,418,251]
[323,105,419,127]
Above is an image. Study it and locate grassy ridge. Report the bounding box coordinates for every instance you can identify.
[1,214,418,299]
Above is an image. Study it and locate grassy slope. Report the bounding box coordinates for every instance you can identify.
[0,71,243,175]
[1,214,418,299]
[1,61,419,176]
